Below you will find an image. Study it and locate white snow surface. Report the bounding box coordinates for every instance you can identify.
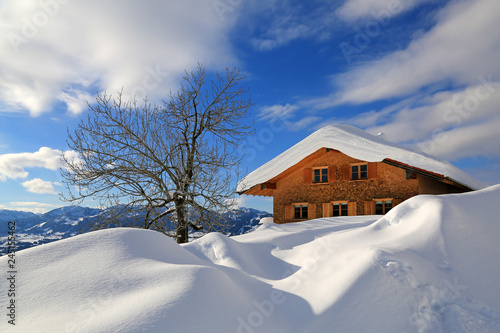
[2,185,500,332]
[237,125,487,192]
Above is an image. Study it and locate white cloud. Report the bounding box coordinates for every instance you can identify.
[22,178,60,194]
[7,201,58,214]
[356,79,500,160]
[57,89,93,116]
[10,201,56,208]
[0,147,74,181]
[336,0,430,22]
[414,117,500,160]
[0,0,238,116]
[259,103,321,132]
[319,0,500,107]
[251,23,312,51]
[259,103,299,120]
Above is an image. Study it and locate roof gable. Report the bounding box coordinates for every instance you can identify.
[238,125,487,193]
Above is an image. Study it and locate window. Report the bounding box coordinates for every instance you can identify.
[375,200,392,215]
[351,164,368,180]
[333,202,348,216]
[324,201,356,217]
[294,204,308,219]
[313,167,328,183]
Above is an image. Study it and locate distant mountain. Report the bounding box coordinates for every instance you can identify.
[224,207,273,236]
[0,210,37,232]
[0,206,271,256]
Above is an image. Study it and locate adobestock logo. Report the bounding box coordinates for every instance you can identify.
[213,0,244,21]
[7,0,72,53]
[122,64,170,102]
[339,0,408,64]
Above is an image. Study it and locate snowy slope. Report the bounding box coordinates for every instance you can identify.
[1,185,499,332]
[237,125,487,192]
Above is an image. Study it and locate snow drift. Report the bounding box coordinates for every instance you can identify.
[1,185,500,332]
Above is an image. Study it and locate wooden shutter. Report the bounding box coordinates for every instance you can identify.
[322,203,333,217]
[304,168,312,184]
[308,204,316,219]
[347,202,357,216]
[368,162,378,179]
[341,165,350,181]
[364,201,375,215]
[285,205,294,220]
[328,166,337,182]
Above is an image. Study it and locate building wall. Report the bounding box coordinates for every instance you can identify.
[273,150,421,224]
[417,175,467,194]
[271,149,472,223]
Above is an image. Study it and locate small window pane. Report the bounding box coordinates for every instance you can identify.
[321,168,328,182]
[294,205,301,219]
[360,164,368,179]
[341,203,348,216]
[301,205,308,219]
[385,201,392,213]
[352,165,359,180]
[332,203,340,217]
[314,169,321,183]
[375,201,383,215]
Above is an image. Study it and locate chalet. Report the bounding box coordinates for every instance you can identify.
[237,125,485,224]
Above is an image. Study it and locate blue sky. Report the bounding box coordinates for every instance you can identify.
[0,0,499,213]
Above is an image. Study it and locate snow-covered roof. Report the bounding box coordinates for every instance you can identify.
[238,125,487,193]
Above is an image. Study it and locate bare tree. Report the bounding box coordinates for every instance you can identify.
[61,64,253,243]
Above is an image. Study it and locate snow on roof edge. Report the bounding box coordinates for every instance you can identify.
[238,125,487,193]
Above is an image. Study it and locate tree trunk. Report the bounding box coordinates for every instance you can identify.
[175,199,189,244]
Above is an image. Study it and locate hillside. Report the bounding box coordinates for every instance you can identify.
[1,185,499,332]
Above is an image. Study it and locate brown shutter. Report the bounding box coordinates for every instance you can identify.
[393,198,403,207]
[364,201,375,215]
[348,202,357,216]
[285,205,294,220]
[322,203,333,217]
[328,166,337,182]
[341,165,350,181]
[304,168,312,184]
[308,204,316,220]
[368,162,378,179]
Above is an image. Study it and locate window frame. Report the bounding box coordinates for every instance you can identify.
[374,198,393,215]
[331,201,349,217]
[351,163,368,180]
[293,202,309,219]
[312,166,329,183]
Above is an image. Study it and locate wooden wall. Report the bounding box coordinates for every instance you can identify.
[417,175,467,195]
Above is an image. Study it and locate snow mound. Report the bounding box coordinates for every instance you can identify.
[1,185,500,332]
[238,125,486,192]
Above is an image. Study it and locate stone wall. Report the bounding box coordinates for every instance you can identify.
[273,149,420,223]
